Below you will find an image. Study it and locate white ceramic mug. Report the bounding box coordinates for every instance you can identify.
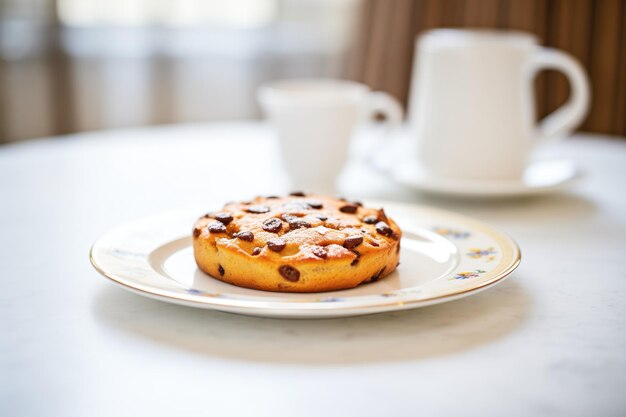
[258,78,403,192]
[408,29,590,181]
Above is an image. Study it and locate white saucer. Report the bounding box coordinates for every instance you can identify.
[370,138,581,198]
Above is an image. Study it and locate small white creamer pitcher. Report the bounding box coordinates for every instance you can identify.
[258,78,403,193]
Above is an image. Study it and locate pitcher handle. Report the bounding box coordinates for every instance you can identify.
[530,48,591,143]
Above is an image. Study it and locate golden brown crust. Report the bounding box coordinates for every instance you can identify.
[192,194,402,292]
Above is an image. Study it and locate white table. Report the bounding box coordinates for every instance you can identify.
[1,122,625,417]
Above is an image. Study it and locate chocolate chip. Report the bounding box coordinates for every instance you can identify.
[262,217,282,233]
[208,222,227,233]
[370,267,386,283]
[281,213,299,223]
[267,238,286,252]
[343,235,363,249]
[375,221,394,237]
[218,265,225,276]
[370,240,380,247]
[307,200,323,209]
[215,212,233,225]
[288,219,311,230]
[390,231,400,241]
[203,213,213,219]
[266,195,280,199]
[279,265,300,282]
[289,191,306,197]
[316,215,328,221]
[377,208,389,223]
[311,246,328,259]
[193,227,201,238]
[351,258,360,266]
[253,247,262,256]
[246,205,270,214]
[339,204,358,214]
[376,267,386,281]
[234,231,254,242]
[363,215,378,224]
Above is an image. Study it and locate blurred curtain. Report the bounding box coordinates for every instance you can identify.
[351,0,626,137]
[0,0,362,143]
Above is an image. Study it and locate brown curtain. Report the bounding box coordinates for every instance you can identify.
[350,0,626,137]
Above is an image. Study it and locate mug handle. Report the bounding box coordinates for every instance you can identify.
[367,91,404,128]
[530,48,591,143]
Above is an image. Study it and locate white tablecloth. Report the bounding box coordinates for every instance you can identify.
[1,122,625,417]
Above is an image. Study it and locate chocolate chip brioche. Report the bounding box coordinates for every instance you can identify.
[192,193,402,292]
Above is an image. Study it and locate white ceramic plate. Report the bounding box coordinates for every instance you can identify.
[370,136,580,197]
[90,201,521,318]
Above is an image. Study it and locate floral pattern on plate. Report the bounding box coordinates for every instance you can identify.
[466,247,497,261]
[433,227,471,239]
[451,269,487,280]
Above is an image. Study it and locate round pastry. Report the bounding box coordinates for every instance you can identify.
[192,193,402,293]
